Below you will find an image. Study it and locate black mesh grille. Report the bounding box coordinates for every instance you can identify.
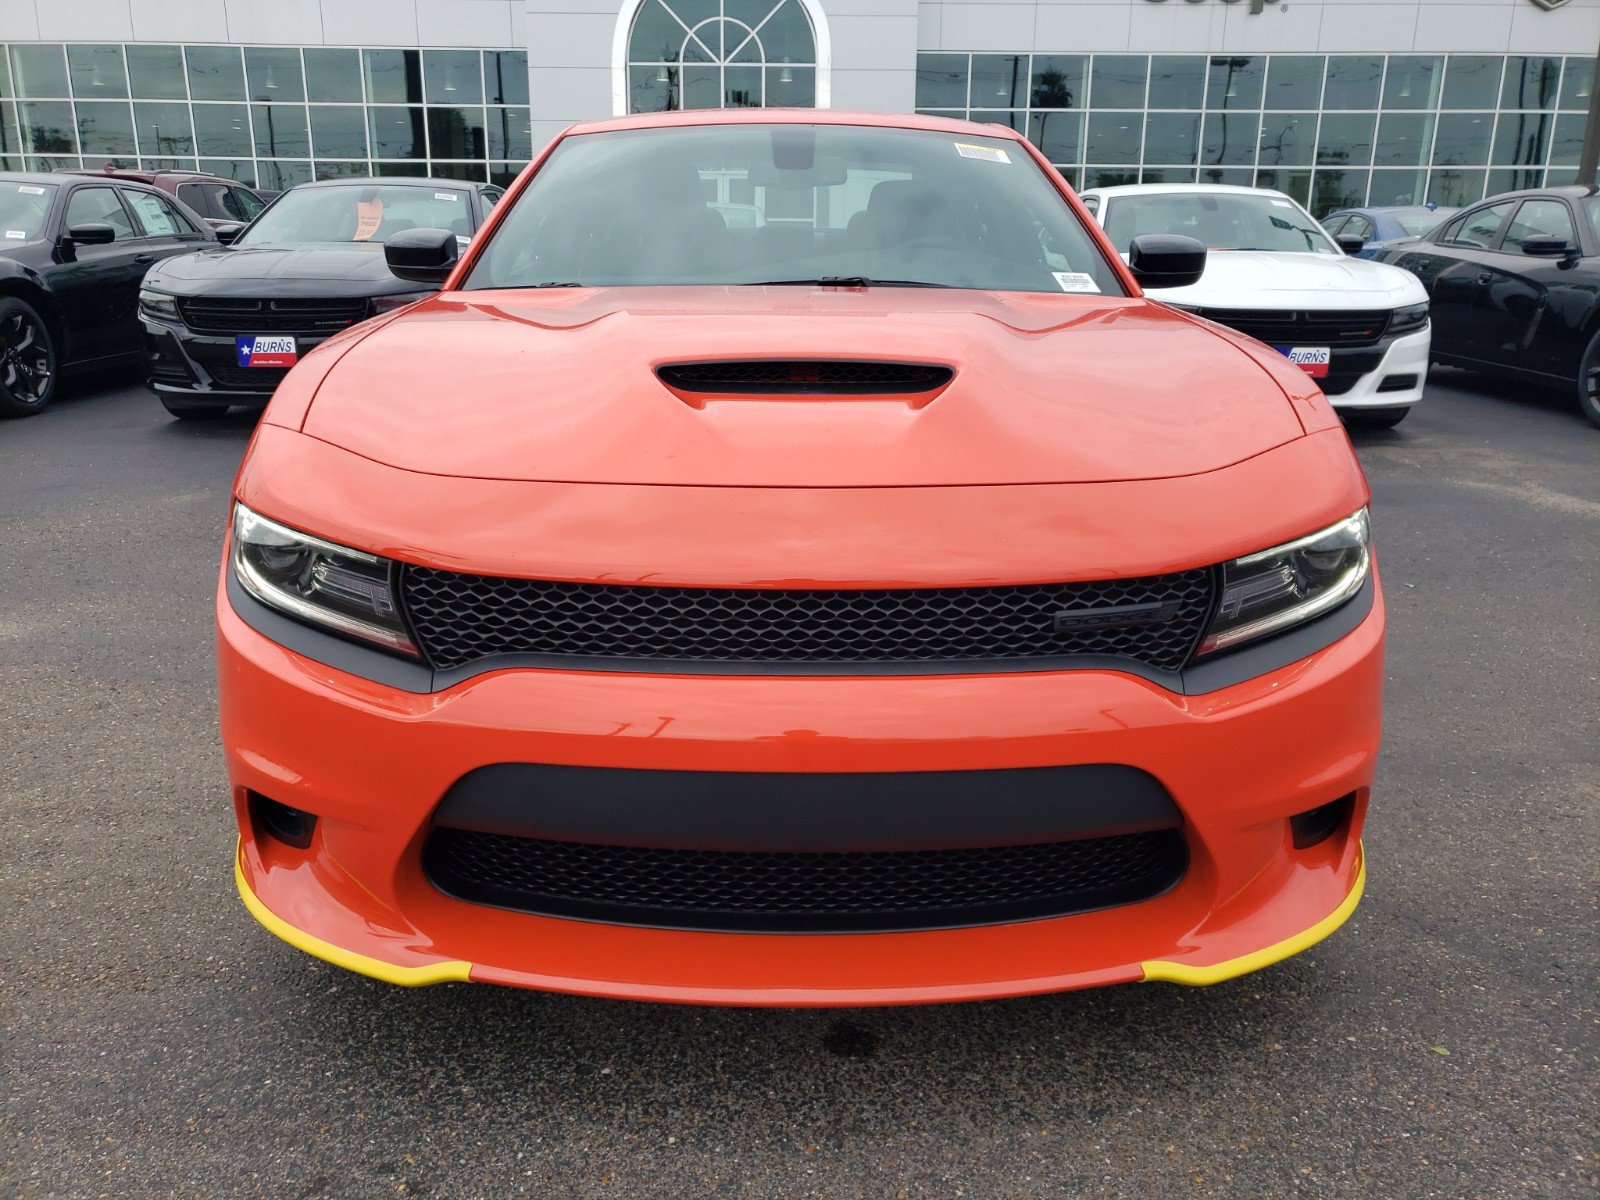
[422,827,1188,932]
[399,568,1216,673]
[188,345,287,392]
[177,296,370,336]
[1196,308,1392,348]
[658,360,954,394]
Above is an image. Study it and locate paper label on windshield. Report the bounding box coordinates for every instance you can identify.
[18,185,45,195]
[435,192,461,202]
[354,196,383,241]
[1053,271,1100,294]
[1270,199,1293,207]
[4,230,25,240]
[954,142,1010,164]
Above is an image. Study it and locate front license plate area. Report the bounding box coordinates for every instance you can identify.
[235,335,297,368]
[1276,345,1331,378]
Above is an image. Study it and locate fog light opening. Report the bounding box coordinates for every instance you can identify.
[1376,374,1418,393]
[1289,793,1355,850]
[248,791,318,850]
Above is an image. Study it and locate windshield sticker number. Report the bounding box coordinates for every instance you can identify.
[18,185,46,195]
[954,142,1010,164]
[1053,271,1101,294]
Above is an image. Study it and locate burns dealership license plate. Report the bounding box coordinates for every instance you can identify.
[1276,345,1331,378]
[235,335,297,368]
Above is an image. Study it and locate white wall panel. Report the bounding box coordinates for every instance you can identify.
[320,0,420,46]
[37,0,134,39]
[128,0,229,41]
[417,0,516,47]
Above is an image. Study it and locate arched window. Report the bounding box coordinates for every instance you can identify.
[616,0,829,115]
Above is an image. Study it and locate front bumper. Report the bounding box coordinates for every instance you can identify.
[1321,326,1430,411]
[222,572,1383,1006]
[142,319,339,403]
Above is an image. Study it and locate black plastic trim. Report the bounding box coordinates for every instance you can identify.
[432,762,1181,852]
[227,566,1375,697]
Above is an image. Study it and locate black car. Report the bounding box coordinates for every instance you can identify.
[0,172,215,417]
[1378,185,1600,429]
[139,177,503,420]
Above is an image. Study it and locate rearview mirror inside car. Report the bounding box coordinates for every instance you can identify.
[385,227,459,285]
[1336,234,1366,255]
[66,223,116,246]
[1127,234,1207,290]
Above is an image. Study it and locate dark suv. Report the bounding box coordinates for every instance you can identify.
[58,167,266,230]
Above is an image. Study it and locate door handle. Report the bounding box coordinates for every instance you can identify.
[134,253,155,264]
[1476,272,1492,284]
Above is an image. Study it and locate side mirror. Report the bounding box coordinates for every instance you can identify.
[1337,233,1367,255]
[1520,234,1573,259]
[214,222,245,245]
[1128,234,1207,290]
[385,227,458,285]
[66,222,116,246]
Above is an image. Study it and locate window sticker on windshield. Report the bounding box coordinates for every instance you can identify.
[1053,271,1100,294]
[18,185,46,195]
[4,230,25,239]
[354,195,383,241]
[954,142,1010,164]
[1270,199,1292,207]
[435,192,461,202]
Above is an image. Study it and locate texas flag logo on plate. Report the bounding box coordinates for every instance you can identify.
[235,335,298,369]
[1277,345,1331,378]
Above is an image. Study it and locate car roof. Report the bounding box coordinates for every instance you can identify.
[290,176,487,190]
[561,107,1028,141]
[0,171,79,186]
[1474,184,1598,204]
[57,167,243,184]
[1079,182,1292,201]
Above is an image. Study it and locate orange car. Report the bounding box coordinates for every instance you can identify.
[221,110,1380,1006]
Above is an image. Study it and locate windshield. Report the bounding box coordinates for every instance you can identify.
[0,181,57,244]
[237,184,472,248]
[464,124,1123,295]
[1394,209,1451,236]
[1103,191,1340,256]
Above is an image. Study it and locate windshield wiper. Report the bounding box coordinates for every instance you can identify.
[747,276,955,288]
[518,281,587,288]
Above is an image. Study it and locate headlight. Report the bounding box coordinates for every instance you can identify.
[139,288,180,322]
[370,291,434,315]
[1388,302,1428,335]
[1197,509,1371,657]
[231,504,418,658]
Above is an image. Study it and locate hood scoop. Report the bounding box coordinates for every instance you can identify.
[657,359,955,407]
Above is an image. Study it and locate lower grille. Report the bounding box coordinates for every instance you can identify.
[198,358,290,392]
[422,826,1188,932]
[400,568,1216,674]
[177,296,370,336]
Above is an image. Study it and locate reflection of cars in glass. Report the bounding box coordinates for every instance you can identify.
[1081,183,1431,430]
[0,172,214,418]
[58,166,268,231]
[1378,186,1600,429]
[138,177,504,420]
[223,111,1381,1005]
[1320,205,1460,260]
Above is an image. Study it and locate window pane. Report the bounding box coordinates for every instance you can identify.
[1317,112,1375,167]
[198,158,256,184]
[77,101,135,156]
[1492,111,1550,165]
[20,101,76,153]
[968,109,1024,133]
[1374,113,1433,167]
[485,51,529,105]
[1487,167,1543,196]
[134,102,193,156]
[315,161,371,180]
[1254,168,1312,208]
[1503,198,1573,253]
[629,65,677,114]
[1501,56,1559,109]
[1549,112,1585,166]
[68,45,128,99]
[1147,56,1203,110]
[304,48,362,103]
[427,106,486,158]
[126,45,185,100]
[1322,57,1381,109]
[1207,56,1263,109]
[916,54,967,108]
[1312,169,1367,215]
[65,186,136,237]
[126,188,195,236]
[369,106,425,158]
[1265,56,1322,109]
[1197,166,1253,186]
[1383,56,1442,110]
[1201,111,1258,165]
[245,48,304,103]
[1086,111,1141,163]
[11,45,69,98]
[1031,56,1085,109]
[971,55,1027,108]
[1442,56,1501,109]
[252,104,309,157]
[310,105,368,158]
[1433,112,1493,165]
[365,49,423,104]
[192,104,251,155]
[1367,168,1427,207]
[681,65,718,109]
[187,46,245,102]
[428,160,487,182]
[1258,113,1315,166]
[767,65,814,107]
[1083,166,1138,189]
[1144,112,1199,164]
[1560,58,1594,110]
[258,160,312,190]
[425,50,483,105]
[0,102,18,157]
[1028,110,1083,163]
[490,162,522,188]
[1140,166,1196,184]
[1091,56,1146,109]
[487,107,533,159]
[1428,168,1487,208]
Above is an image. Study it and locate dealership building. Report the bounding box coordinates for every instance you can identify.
[0,0,1595,213]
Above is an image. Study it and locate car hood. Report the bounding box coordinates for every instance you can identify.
[144,243,416,297]
[1144,250,1427,310]
[296,287,1308,488]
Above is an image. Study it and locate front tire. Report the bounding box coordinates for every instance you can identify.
[160,396,231,421]
[1343,406,1409,430]
[0,297,58,418]
[1577,334,1600,430]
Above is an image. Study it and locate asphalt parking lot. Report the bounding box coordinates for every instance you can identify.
[2,369,1596,1200]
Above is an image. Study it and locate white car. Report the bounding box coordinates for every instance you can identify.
[1079,183,1431,429]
